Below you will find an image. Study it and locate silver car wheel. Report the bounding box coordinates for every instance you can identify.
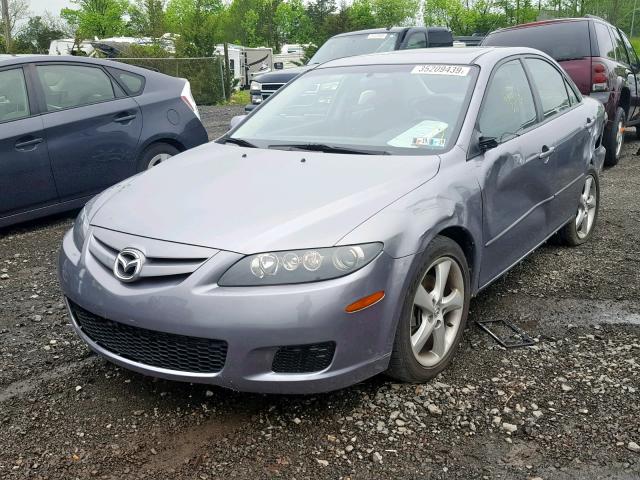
[615,119,624,157]
[410,257,465,367]
[148,153,172,169]
[576,174,597,239]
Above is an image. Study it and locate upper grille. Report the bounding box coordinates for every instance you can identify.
[272,342,335,373]
[70,301,227,373]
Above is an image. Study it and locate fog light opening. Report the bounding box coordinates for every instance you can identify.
[345,291,385,313]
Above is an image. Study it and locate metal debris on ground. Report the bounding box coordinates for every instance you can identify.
[476,319,536,348]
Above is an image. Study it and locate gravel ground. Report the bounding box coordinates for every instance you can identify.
[1,107,639,480]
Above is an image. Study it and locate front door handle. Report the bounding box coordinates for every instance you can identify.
[584,117,594,129]
[539,145,556,162]
[113,113,137,123]
[15,137,44,151]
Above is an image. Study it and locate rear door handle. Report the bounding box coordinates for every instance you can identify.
[584,117,594,129]
[15,137,44,151]
[539,145,556,162]
[113,113,137,123]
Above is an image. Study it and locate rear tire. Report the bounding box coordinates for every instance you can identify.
[137,143,180,172]
[604,107,625,167]
[556,169,599,247]
[387,236,470,383]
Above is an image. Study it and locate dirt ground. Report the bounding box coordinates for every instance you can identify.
[1,107,639,480]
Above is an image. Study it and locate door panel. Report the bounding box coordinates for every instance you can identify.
[475,59,552,285]
[35,64,143,200]
[0,67,58,219]
[618,30,640,122]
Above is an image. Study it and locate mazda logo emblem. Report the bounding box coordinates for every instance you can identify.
[114,248,145,282]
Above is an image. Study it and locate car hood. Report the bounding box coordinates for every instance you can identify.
[90,144,441,253]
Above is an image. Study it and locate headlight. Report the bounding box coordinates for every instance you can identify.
[72,197,96,251]
[250,81,261,92]
[218,243,383,286]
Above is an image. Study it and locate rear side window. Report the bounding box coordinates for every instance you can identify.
[526,58,571,118]
[610,27,630,65]
[406,32,427,49]
[107,67,145,95]
[594,22,616,60]
[483,21,590,61]
[478,60,537,141]
[36,65,115,111]
[0,68,30,123]
[565,79,580,105]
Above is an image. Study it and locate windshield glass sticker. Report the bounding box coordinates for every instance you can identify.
[367,33,387,39]
[411,65,470,76]
[387,120,448,149]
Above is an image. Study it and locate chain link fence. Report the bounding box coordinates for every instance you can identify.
[116,57,226,105]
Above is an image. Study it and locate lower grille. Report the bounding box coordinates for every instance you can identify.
[69,301,227,373]
[272,342,335,373]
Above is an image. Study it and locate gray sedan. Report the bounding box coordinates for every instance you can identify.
[58,47,606,394]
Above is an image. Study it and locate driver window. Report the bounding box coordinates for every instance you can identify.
[478,59,537,142]
[36,65,115,112]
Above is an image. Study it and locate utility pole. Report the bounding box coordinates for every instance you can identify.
[1,0,10,53]
[631,0,637,39]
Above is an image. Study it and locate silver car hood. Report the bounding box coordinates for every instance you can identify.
[91,144,441,253]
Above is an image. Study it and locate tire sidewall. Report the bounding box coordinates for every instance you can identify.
[389,237,471,382]
[605,107,625,166]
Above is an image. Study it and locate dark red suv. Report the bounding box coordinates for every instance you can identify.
[483,17,640,166]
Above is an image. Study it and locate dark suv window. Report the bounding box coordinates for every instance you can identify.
[406,32,427,49]
[483,21,590,61]
[594,22,616,60]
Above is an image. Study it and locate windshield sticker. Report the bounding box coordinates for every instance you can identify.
[387,120,448,149]
[411,65,470,76]
[367,33,387,39]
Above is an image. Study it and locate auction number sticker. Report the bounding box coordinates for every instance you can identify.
[411,65,470,76]
[367,33,387,39]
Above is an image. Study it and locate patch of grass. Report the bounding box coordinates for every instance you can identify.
[224,89,250,105]
[631,38,640,55]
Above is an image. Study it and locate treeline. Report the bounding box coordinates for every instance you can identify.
[1,0,637,55]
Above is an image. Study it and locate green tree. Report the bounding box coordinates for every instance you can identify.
[61,0,130,39]
[128,0,166,37]
[13,14,67,53]
[165,0,223,55]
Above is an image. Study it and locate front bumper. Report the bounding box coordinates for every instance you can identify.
[58,229,413,394]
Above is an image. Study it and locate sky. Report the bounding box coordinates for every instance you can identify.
[28,0,72,16]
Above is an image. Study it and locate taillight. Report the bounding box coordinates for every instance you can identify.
[592,62,608,92]
[180,80,200,120]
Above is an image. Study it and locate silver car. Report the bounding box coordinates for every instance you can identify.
[59,47,606,394]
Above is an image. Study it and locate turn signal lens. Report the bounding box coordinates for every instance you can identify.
[345,291,385,313]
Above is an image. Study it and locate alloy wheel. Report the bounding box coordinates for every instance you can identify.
[576,174,597,239]
[615,119,624,158]
[148,153,172,169]
[410,257,465,367]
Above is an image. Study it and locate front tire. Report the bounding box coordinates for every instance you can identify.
[387,236,470,383]
[137,142,180,172]
[556,170,599,246]
[604,107,625,167]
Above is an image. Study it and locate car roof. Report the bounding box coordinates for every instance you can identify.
[332,26,450,38]
[317,46,544,69]
[489,17,594,34]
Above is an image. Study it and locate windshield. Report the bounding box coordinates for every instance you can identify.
[308,33,399,64]
[229,63,478,156]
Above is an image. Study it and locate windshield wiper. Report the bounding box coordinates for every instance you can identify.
[268,143,390,155]
[218,137,258,148]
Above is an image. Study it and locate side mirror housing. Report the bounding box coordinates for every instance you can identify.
[229,115,247,130]
[479,136,499,152]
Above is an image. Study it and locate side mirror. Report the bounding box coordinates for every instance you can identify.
[229,115,247,130]
[479,136,499,152]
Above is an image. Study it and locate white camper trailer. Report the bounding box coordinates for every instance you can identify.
[214,44,273,89]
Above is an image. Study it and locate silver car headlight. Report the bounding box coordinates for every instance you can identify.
[218,243,383,286]
[250,81,261,92]
[72,197,96,251]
